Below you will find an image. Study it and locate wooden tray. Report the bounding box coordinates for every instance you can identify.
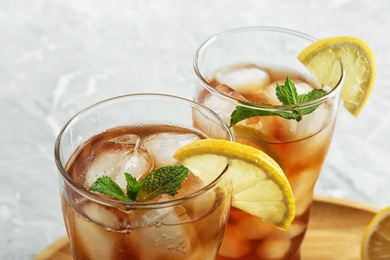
[34,195,379,260]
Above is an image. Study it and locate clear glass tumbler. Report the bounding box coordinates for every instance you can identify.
[54,93,234,260]
[193,26,344,259]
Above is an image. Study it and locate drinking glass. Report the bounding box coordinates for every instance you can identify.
[193,26,344,259]
[54,93,234,260]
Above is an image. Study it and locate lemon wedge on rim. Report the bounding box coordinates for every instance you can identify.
[298,36,375,117]
[361,206,390,260]
[173,139,295,230]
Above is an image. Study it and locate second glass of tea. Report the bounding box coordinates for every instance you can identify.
[194,26,344,259]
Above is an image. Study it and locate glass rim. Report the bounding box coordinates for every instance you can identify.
[193,26,345,111]
[54,93,233,209]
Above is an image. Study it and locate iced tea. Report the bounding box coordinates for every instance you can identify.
[194,27,343,259]
[54,94,234,260]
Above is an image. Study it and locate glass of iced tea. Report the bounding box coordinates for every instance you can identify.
[194,26,344,259]
[54,93,234,260]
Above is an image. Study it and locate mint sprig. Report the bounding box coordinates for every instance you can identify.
[90,176,133,202]
[90,165,189,202]
[230,76,327,126]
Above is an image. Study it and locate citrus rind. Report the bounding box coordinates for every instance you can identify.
[298,36,376,117]
[173,139,295,230]
[361,206,390,260]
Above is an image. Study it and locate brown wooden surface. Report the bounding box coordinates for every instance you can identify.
[301,195,379,259]
[34,196,380,260]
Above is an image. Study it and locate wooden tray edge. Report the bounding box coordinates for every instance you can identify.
[313,195,380,214]
[34,236,69,260]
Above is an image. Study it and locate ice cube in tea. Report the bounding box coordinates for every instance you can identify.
[143,132,200,168]
[78,134,154,190]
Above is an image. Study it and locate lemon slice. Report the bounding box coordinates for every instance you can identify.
[298,36,376,117]
[173,139,295,230]
[361,206,390,260]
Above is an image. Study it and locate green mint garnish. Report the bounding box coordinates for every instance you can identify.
[136,165,189,201]
[125,173,141,201]
[230,76,327,126]
[90,176,133,202]
[89,165,189,202]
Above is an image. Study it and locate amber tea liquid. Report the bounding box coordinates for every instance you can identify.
[196,63,339,259]
[62,125,231,260]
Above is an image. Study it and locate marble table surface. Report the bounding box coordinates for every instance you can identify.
[1,0,389,259]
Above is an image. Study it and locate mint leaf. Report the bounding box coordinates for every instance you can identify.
[125,173,141,201]
[230,101,281,126]
[230,76,327,126]
[90,176,133,202]
[299,88,328,103]
[89,165,189,202]
[276,76,299,105]
[297,89,327,116]
[137,165,189,202]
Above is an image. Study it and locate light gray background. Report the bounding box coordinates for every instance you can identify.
[1,0,389,259]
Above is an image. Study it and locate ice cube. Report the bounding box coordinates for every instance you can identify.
[295,81,314,95]
[143,132,200,168]
[295,103,331,139]
[192,107,229,140]
[272,223,306,239]
[177,172,217,220]
[272,116,299,142]
[73,208,116,259]
[255,238,291,259]
[133,204,199,259]
[129,203,184,228]
[202,92,235,125]
[215,84,248,101]
[201,84,248,125]
[263,81,280,105]
[218,224,251,258]
[176,172,205,197]
[250,80,314,105]
[82,203,121,230]
[239,114,295,143]
[85,134,154,190]
[236,215,274,240]
[289,170,317,216]
[215,66,270,95]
